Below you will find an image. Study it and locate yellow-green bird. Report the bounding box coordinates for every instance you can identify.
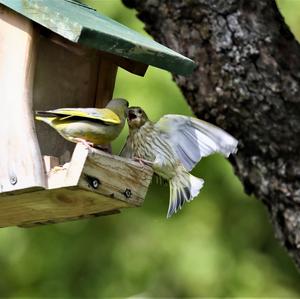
[121,106,238,218]
[36,98,129,148]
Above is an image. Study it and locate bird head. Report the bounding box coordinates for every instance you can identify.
[106,98,129,120]
[127,107,149,129]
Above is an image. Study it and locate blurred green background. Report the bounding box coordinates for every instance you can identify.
[1,0,300,297]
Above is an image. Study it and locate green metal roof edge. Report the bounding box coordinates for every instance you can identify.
[0,0,197,75]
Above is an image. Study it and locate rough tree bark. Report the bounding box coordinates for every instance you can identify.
[123,0,300,267]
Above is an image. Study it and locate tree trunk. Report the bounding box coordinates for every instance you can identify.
[123,0,300,267]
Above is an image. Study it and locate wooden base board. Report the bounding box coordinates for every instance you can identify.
[0,187,130,228]
[0,144,153,228]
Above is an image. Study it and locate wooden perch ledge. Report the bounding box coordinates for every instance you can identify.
[0,144,153,228]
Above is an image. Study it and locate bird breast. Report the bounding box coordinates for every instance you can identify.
[129,122,156,161]
[129,122,180,179]
[58,119,123,144]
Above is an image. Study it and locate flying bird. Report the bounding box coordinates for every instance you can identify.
[121,107,238,218]
[35,98,128,148]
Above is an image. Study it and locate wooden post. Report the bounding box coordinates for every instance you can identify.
[0,6,46,193]
[95,58,118,107]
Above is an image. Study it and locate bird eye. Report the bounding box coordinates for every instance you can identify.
[138,108,142,114]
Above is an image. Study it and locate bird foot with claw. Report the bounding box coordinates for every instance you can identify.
[134,157,153,167]
[48,162,70,175]
[74,138,94,149]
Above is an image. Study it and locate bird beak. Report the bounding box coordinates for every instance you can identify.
[127,110,137,121]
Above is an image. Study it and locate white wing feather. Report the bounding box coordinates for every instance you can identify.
[155,115,238,171]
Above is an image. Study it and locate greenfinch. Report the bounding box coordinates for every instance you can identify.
[121,107,238,218]
[36,98,128,147]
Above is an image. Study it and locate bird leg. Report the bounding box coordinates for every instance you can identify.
[74,138,94,149]
[134,157,154,167]
[48,162,70,175]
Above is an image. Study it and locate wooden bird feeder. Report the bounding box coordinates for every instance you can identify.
[0,0,196,227]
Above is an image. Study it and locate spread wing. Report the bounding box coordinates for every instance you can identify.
[36,108,121,124]
[155,115,238,171]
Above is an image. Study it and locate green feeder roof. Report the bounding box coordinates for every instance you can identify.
[0,0,196,75]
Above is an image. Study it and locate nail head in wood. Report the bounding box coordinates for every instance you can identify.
[9,175,17,186]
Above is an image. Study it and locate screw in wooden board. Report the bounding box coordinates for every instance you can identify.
[123,188,132,199]
[9,175,17,185]
[84,174,100,189]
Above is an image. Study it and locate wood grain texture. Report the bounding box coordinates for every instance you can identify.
[0,144,153,227]
[0,188,128,228]
[0,6,46,193]
[19,209,121,228]
[80,147,153,206]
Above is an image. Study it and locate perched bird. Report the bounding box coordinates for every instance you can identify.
[121,107,238,218]
[36,98,128,148]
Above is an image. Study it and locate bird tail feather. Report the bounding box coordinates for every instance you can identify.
[167,171,204,218]
[35,115,56,125]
